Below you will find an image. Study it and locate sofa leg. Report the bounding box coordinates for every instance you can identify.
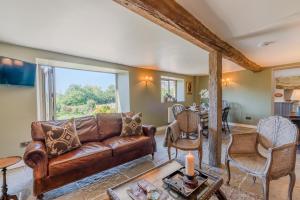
[37,193,44,200]
[151,153,154,160]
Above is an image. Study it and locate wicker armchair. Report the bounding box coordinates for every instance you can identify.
[166,110,203,168]
[226,116,298,200]
[172,104,186,119]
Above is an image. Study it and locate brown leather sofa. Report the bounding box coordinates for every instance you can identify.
[23,113,156,198]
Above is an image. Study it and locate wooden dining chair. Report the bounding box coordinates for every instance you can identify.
[222,107,230,134]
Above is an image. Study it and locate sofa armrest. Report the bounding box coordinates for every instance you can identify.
[142,125,157,152]
[227,132,258,155]
[24,141,48,179]
[142,125,156,137]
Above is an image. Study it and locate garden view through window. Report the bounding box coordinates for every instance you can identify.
[55,67,116,120]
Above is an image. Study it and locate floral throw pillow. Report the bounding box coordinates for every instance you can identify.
[121,112,143,136]
[41,119,81,158]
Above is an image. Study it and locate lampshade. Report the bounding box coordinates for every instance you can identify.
[290,89,300,101]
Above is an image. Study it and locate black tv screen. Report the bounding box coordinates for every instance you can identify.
[0,57,36,87]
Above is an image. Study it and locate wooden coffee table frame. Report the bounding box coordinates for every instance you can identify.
[107,160,227,200]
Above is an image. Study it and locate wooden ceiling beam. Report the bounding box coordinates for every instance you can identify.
[113,0,263,72]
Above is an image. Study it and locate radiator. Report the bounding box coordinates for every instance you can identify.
[168,107,175,123]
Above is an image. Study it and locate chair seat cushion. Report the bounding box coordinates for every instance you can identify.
[173,138,201,150]
[49,142,112,177]
[230,153,267,175]
[102,136,151,156]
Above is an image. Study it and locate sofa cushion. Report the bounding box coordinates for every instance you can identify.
[97,113,133,141]
[97,113,122,140]
[75,116,99,143]
[31,116,99,143]
[48,142,112,177]
[32,120,66,141]
[120,113,143,136]
[102,136,151,156]
[42,119,82,158]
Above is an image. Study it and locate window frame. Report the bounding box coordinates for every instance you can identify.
[36,59,127,120]
[161,78,177,101]
[53,67,118,120]
[160,76,185,103]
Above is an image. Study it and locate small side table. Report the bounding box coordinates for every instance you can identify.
[0,156,22,200]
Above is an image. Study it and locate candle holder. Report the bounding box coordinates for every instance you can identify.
[183,171,199,189]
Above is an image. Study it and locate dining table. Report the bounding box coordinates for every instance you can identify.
[188,106,229,137]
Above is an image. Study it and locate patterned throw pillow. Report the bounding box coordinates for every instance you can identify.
[41,119,81,158]
[121,112,143,136]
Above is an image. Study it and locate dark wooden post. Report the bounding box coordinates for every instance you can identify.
[208,50,222,167]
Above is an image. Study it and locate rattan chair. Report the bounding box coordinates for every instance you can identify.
[166,110,203,168]
[226,116,298,200]
[172,104,186,119]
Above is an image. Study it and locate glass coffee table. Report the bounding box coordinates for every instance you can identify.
[107,160,227,200]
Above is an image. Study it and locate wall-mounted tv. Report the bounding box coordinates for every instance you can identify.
[0,56,36,87]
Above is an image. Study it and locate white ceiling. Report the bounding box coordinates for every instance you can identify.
[1,1,299,75]
[0,0,207,75]
[0,0,244,75]
[177,0,300,67]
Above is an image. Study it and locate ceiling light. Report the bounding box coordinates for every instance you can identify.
[258,41,275,47]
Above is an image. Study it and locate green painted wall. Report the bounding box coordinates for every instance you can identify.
[194,69,273,125]
[0,41,273,157]
[223,69,272,125]
[0,42,195,156]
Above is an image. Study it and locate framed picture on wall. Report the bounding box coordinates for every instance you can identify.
[186,81,192,95]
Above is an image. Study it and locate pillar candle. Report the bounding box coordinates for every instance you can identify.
[185,151,195,176]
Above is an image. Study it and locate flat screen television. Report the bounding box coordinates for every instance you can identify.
[0,56,36,87]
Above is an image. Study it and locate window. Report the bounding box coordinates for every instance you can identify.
[161,76,185,103]
[54,68,117,119]
[37,59,130,121]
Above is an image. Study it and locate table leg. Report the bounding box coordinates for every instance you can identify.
[215,189,227,200]
[1,168,18,200]
[1,168,8,200]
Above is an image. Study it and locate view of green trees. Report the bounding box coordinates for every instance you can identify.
[56,84,116,119]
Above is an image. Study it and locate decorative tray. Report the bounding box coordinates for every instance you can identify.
[162,167,208,198]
